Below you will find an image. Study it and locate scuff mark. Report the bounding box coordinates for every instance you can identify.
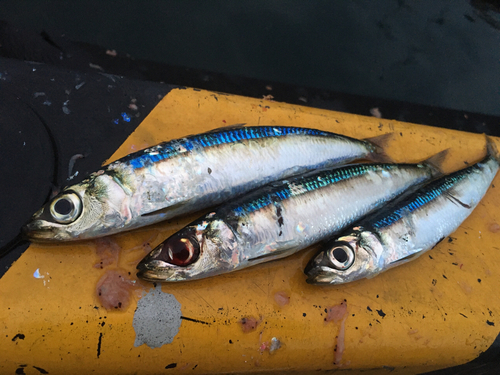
[133,284,182,348]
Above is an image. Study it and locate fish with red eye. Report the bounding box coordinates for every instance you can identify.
[157,230,200,267]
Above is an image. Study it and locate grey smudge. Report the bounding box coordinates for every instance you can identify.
[133,284,182,348]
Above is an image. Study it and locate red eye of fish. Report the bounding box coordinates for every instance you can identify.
[161,232,200,267]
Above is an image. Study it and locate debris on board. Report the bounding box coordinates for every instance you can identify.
[133,284,182,348]
[260,337,282,354]
[96,269,135,310]
[94,237,121,269]
[274,291,290,307]
[240,316,261,333]
[325,301,348,365]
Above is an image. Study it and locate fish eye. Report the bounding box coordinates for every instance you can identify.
[328,244,355,270]
[161,231,200,267]
[49,192,82,224]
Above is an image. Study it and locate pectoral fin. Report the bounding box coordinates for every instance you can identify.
[141,200,190,217]
[248,242,298,262]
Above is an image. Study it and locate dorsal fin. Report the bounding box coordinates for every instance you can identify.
[486,135,500,164]
[363,132,394,163]
[141,200,191,217]
[419,149,449,178]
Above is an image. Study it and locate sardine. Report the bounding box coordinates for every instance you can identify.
[23,126,386,241]
[137,159,442,282]
[305,143,499,285]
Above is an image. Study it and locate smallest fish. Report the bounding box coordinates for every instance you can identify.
[305,139,500,285]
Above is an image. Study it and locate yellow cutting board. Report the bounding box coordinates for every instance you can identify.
[1,88,499,374]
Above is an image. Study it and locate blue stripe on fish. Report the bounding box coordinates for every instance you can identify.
[232,164,381,216]
[371,168,474,229]
[127,127,334,169]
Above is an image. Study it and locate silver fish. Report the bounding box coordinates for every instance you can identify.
[305,147,499,285]
[24,126,386,241]
[137,160,440,282]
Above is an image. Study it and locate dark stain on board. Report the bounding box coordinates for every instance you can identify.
[487,320,495,326]
[376,309,386,318]
[165,363,177,369]
[12,333,25,342]
[181,316,211,325]
[97,332,103,358]
[33,366,49,374]
[367,306,372,312]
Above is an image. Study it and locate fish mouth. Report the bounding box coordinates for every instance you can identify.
[305,268,342,285]
[136,259,177,282]
[304,253,341,285]
[22,221,57,241]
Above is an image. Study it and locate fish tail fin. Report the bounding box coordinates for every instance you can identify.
[485,135,500,164]
[363,132,394,163]
[421,149,449,178]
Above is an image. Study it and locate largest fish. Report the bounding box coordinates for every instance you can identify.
[24,125,387,241]
[137,158,443,282]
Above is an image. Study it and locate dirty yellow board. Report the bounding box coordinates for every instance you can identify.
[1,88,500,375]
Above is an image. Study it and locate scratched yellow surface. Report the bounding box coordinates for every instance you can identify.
[1,88,500,374]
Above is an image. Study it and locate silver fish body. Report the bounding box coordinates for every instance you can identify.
[305,155,499,285]
[137,162,436,282]
[24,126,381,241]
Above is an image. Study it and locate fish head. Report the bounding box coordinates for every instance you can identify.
[136,216,239,282]
[23,172,131,241]
[304,228,383,285]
